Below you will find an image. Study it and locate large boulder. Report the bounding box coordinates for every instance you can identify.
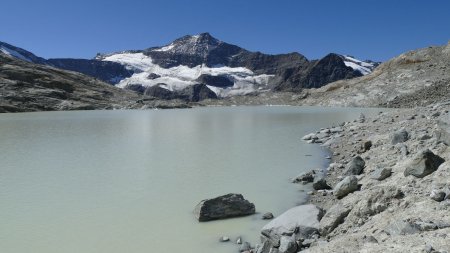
[194,193,255,222]
[404,149,445,178]
[319,203,352,236]
[261,204,323,244]
[333,176,359,198]
[342,156,365,176]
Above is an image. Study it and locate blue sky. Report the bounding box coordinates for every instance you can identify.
[1,0,449,61]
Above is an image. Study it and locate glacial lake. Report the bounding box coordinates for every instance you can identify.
[0,106,380,253]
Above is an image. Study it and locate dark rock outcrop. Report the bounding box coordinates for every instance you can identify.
[194,193,255,222]
[196,74,234,88]
[178,83,217,102]
[144,85,178,100]
[124,84,146,93]
[47,58,133,84]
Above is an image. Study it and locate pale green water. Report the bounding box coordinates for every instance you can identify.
[0,106,379,253]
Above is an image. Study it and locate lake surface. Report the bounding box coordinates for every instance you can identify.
[0,106,379,253]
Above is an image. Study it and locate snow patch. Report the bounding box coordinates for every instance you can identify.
[152,43,175,52]
[343,55,376,75]
[102,52,273,97]
[0,45,32,62]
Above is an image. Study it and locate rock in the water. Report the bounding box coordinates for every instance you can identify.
[385,220,419,235]
[313,175,332,190]
[239,242,252,252]
[262,212,274,220]
[291,170,315,183]
[391,128,410,144]
[236,237,242,244]
[342,156,365,176]
[403,149,445,178]
[334,176,359,198]
[319,203,352,236]
[220,236,230,242]
[194,193,255,221]
[261,204,323,245]
[430,190,446,202]
[278,236,297,253]
[370,167,392,181]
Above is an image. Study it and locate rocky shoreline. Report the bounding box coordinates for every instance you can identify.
[295,103,450,252]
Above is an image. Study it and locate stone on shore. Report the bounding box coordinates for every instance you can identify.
[194,193,255,221]
[403,149,445,178]
[313,175,332,190]
[319,203,352,236]
[342,156,365,176]
[430,190,446,202]
[391,128,410,144]
[370,167,392,181]
[333,176,359,198]
[291,170,315,183]
[261,204,323,245]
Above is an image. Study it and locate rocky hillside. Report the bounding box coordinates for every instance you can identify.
[0,41,133,84]
[0,53,144,113]
[303,41,450,107]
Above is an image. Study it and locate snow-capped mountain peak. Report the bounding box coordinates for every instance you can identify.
[341,55,380,75]
[150,32,222,57]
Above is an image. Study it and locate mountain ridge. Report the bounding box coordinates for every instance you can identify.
[0,33,377,97]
